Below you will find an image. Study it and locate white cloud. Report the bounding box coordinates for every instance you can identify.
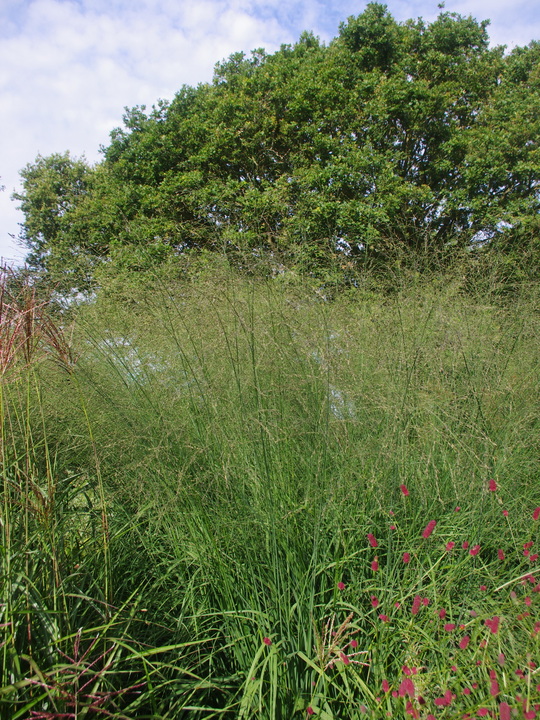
[1,0,538,263]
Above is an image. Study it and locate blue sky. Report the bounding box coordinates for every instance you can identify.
[1,0,539,262]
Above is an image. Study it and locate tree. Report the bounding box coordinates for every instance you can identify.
[14,5,540,286]
[13,153,100,289]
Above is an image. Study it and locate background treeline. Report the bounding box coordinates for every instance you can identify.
[13,3,540,291]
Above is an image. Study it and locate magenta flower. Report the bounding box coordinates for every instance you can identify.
[398,678,415,698]
[434,690,453,706]
[462,541,469,549]
[379,614,390,622]
[350,639,358,648]
[438,608,446,619]
[411,595,422,615]
[403,552,411,564]
[490,680,499,696]
[337,581,345,590]
[306,707,314,716]
[382,679,390,693]
[503,509,509,517]
[339,651,350,665]
[371,557,379,572]
[263,637,272,646]
[488,479,497,492]
[444,623,456,632]
[459,635,470,649]
[446,541,455,551]
[422,520,437,539]
[400,484,409,496]
[533,507,540,521]
[470,544,481,556]
[498,549,505,561]
[367,533,378,548]
[370,595,379,608]
[485,616,500,634]
[499,702,511,720]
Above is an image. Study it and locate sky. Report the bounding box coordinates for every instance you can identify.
[1,0,539,264]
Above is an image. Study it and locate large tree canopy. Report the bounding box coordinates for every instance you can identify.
[13,4,540,289]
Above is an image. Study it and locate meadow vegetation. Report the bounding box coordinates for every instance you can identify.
[1,260,540,719]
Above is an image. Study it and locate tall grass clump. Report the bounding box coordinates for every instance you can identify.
[0,267,220,719]
[2,260,540,717]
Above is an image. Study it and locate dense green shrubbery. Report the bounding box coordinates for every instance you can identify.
[2,264,540,717]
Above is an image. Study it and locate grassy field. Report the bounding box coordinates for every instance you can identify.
[1,264,540,719]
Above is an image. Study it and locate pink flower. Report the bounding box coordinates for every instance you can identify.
[498,549,505,561]
[382,679,390,693]
[488,479,497,491]
[462,541,469,549]
[446,541,455,551]
[498,653,506,666]
[371,557,379,572]
[263,637,272,646]
[306,707,314,716]
[480,585,487,591]
[339,652,350,665]
[444,623,456,632]
[370,595,379,608]
[403,552,411,564]
[350,639,358,648]
[525,596,532,606]
[379,614,390,622]
[337,581,346,591]
[367,533,378,548]
[478,708,489,717]
[533,507,540,521]
[434,690,453,706]
[530,554,539,562]
[411,595,422,615]
[438,608,446,619]
[405,700,418,718]
[470,545,481,556]
[499,702,511,720]
[400,484,409,496]
[459,635,470,649]
[503,509,509,517]
[422,520,437,539]
[455,506,461,511]
[398,678,415,698]
[485,616,500,634]
[490,680,499,696]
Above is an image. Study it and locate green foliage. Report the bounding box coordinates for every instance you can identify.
[12,5,540,291]
[2,265,540,716]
